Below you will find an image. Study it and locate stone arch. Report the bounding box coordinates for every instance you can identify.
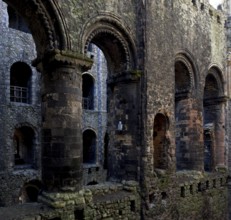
[19,179,42,203]
[175,53,202,171]
[81,14,139,181]
[81,13,137,73]
[12,123,39,168]
[203,66,226,171]
[175,51,199,92]
[153,113,170,170]
[204,66,224,98]
[3,0,70,57]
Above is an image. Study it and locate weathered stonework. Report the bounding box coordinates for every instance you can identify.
[0,0,230,219]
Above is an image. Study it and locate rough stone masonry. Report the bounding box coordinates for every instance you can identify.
[0,0,230,219]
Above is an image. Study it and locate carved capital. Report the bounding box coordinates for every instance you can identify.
[32,49,93,73]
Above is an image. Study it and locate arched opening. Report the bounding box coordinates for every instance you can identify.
[175,61,192,170]
[83,19,137,180]
[13,126,35,166]
[10,62,32,104]
[82,74,94,110]
[82,42,108,178]
[19,180,42,203]
[203,69,225,171]
[153,113,168,170]
[83,129,97,164]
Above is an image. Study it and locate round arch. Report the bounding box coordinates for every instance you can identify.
[19,179,42,203]
[3,0,70,57]
[175,51,199,94]
[81,13,137,73]
[203,65,226,171]
[205,66,224,97]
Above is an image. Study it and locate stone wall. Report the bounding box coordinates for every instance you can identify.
[0,0,230,219]
[0,0,41,206]
[0,169,40,206]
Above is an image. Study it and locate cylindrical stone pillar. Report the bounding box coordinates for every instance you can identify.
[40,52,92,191]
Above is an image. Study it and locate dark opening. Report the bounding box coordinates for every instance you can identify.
[153,113,168,169]
[213,179,216,188]
[149,193,155,203]
[201,3,205,10]
[75,209,84,220]
[82,74,94,110]
[14,126,35,166]
[198,183,202,192]
[26,185,39,202]
[161,192,167,200]
[130,200,136,212]
[83,130,96,164]
[87,181,98,185]
[10,62,32,103]
[180,187,185,197]
[19,180,42,203]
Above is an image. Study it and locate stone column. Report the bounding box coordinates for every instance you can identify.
[36,50,92,192]
[107,71,141,181]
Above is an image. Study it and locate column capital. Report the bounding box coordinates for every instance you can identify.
[107,70,142,86]
[32,49,93,72]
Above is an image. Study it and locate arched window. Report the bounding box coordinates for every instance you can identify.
[7,5,30,33]
[10,62,32,104]
[83,129,97,164]
[14,126,35,166]
[153,113,168,169]
[82,74,94,110]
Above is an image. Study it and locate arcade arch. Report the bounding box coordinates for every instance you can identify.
[203,67,225,171]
